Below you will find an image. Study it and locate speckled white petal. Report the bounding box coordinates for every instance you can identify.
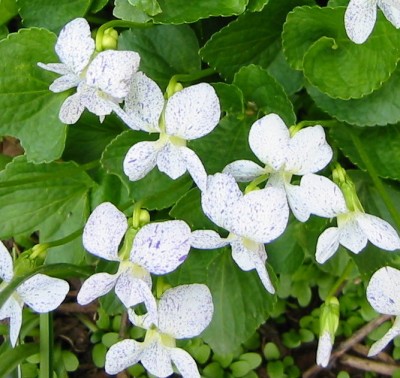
[55,18,95,73]
[231,238,257,271]
[77,272,119,305]
[141,339,174,378]
[286,126,332,175]
[316,331,332,367]
[339,216,368,253]
[190,230,230,249]
[18,274,69,313]
[223,160,265,182]
[357,213,400,251]
[180,146,207,191]
[165,83,220,140]
[368,318,400,356]
[123,141,159,181]
[37,62,70,76]
[170,347,201,378]
[300,174,347,218]
[285,183,310,222]
[367,267,400,315]
[124,72,164,132]
[59,93,85,124]
[83,202,127,260]
[316,227,340,264]
[0,241,13,282]
[230,187,289,243]
[86,50,140,98]
[105,339,143,374]
[201,173,242,230]
[78,84,114,117]
[379,0,400,27]
[345,0,377,44]
[131,221,191,275]
[248,113,289,170]
[158,284,214,339]
[157,143,187,180]
[49,74,81,93]
[251,244,275,294]
[8,298,22,347]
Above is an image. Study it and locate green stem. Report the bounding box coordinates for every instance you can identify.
[326,261,354,299]
[95,20,154,51]
[75,313,99,333]
[80,160,100,171]
[245,174,268,194]
[132,201,143,229]
[41,228,83,249]
[170,67,216,84]
[350,131,400,230]
[39,312,53,378]
[294,119,337,129]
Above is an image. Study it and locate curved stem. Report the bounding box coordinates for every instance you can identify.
[245,174,268,194]
[326,261,353,299]
[39,312,53,378]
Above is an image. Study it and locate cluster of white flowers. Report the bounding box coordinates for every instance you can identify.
[24,15,400,376]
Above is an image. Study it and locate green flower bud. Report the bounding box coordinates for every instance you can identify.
[101,28,118,50]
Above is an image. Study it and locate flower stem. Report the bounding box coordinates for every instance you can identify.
[245,174,268,194]
[39,312,53,378]
[75,313,99,333]
[326,261,354,299]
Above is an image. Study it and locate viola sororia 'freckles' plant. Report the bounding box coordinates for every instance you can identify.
[2,1,400,376]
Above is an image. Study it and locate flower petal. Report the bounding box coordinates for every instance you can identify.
[158,284,214,339]
[37,62,70,76]
[165,83,220,140]
[83,202,127,260]
[49,74,81,93]
[124,72,164,132]
[141,339,174,378]
[78,83,114,117]
[316,331,333,367]
[131,221,191,275]
[366,266,400,315]
[190,230,229,249]
[0,241,13,282]
[230,187,289,243]
[86,50,140,98]
[285,183,310,222]
[339,215,368,253]
[201,173,242,230]
[157,143,187,180]
[123,141,159,181]
[345,0,377,44]
[170,347,201,378]
[357,213,400,251]
[105,339,143,375]
[180,146,207,191]
[223,160,265,182]
[18,274,69,312]
[4,298,22,347]
[300,174,347,218]
[59,93,85,125]
[55,18,95,73]
[368,317,400,356]
[379,0,400,28]
[248,113,289,170]
[77,272,119,305]
[286,126,332,175]
[316,227,340,264]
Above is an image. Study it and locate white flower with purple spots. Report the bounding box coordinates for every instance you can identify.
[223,113,333,222]
[38,18,140,124]
[123,73,221,191]
[77,202,192,317]
[366,266,400,356]
[191,173,289,294]
[345,0,400,44]
[105,284,213,378]
[0,242,69,346]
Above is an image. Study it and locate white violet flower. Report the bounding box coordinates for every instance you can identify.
[105,284,214,378]
[0,242,69,346]
[38,18,140,124]
[366,266,400,356]
[300,175,400,264]
[191,173,288,294]
[345,0,400,44]
[123,73,221,191]
[223,113,333,222]
[77,202,192,318]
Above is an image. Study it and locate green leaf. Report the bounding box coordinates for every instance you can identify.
[331,123,400,181]
[0,156,94,238]
[101,130,192,210]
[18,0,91,33]
[168,249,276,354]
[116,0,248,23]
[113,0,151,23]
[201,0,313,81]
[0,28,68,163]
[211,83,245,116]
[0,0,18,25]
[119,24,200,90]
[283,6,400,99]
[307,68,400,126]
[90,0,109,12]
[128,0,162,16]
[0,343,40,377]
[247,0,269,12]
[0,24,8,39]
[233,65,296,125]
